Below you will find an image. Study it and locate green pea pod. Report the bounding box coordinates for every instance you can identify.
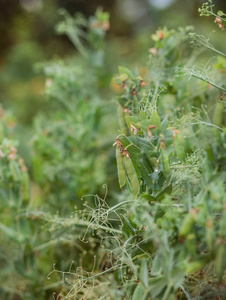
[9,160,21,182]
[206,218,215,254]
[21,172,30,203]
[116,147,126,188]
[124,156,140,197]
[160,149,169,176]
[174,135,185,161]
[118,104,128,135]
[179,209,197,237]
[215,244,226,278]
[186,260,206,273]
[213,101,224,127]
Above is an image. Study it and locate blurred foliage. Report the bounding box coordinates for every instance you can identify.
[31,9,113,211]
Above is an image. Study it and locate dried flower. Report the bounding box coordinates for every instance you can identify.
[214,16,225,30]
[140,80,147,87]
[102,21,110,31]
[122,150,130,158]
[156,30,164,40]
[123,106,130,114]
[20,165,28,172]
[131,88,136,96]
[172,128,181,139]
[147,125,156,138]
[130,124,138,135]
[8,152,16,160]
[113,139,124,153]
[149,47,157,56]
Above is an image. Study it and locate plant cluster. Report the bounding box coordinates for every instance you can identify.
[0,2,225,300]
[48,3,225,299]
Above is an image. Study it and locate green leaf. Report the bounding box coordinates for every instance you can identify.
[121,215,136,238]
[164,129,173,146]
[151,252,162,276]
[150,111,161,131]
[0,223,24,243]
[139,111,147,121]
[171,268,185,286]
[148,277,167,298]
[156,185,172,202]
[150,170,166,191]
[137,155,154,189]
[119,66,135,80]
[14,260,28,277]
[132,282,147,300]
[125,116,140,128]
[137,138,156,156]
[161,116,168,133]
[140,259,149,288]
[19,217,30,239]
[138,119,151,131]
[140,194,156,203]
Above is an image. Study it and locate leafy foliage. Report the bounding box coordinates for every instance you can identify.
[0,3,226,300]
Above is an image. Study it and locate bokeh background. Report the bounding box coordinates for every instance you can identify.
[1,0,226,127]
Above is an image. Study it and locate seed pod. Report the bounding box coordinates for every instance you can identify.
[9,160,21,182]
[116,146,126,188]
[186,260,206,273]
[179,209,198,238]
[21,171,30,203]
[206,218,215,254]
[213,100,224,127]
[215,243,226,278]
[123,155,140,197]
[160,149,169,176]
[118,104,128,135]
[174,135,185,161]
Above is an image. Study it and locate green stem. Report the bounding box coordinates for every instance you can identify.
[191,74,226,92]
[191,121,223,131]
[152,81,159,110]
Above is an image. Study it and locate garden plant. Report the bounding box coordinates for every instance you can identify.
[0,1,225,299]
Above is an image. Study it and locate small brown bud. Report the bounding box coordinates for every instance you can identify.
[122,150,131,158]
[130,124,138,135]
[140,80,147,87]
[131,88,136,96]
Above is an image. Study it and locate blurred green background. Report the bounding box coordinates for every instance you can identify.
[1,0,226,127]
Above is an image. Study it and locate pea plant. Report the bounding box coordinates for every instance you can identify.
[0,2,225,300]
[0,9,115,300]
[47,2,225,299]
[31,8,112,212]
